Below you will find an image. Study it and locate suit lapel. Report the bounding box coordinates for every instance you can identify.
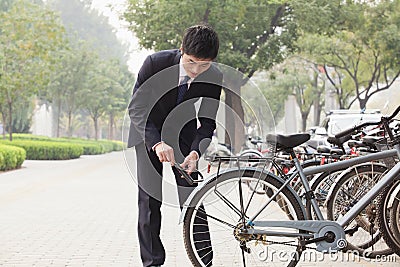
[163,51,181,109]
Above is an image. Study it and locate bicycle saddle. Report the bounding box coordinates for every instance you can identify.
[266,133,310,150]
[327,135,351,146]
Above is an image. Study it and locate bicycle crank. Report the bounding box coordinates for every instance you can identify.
[243,220,346,252]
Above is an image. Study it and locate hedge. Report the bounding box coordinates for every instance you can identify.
[0,140,83,160]
[97,139,125,152]
[12,134,52,141]
[0,144,26,170]
[11,134,125,155]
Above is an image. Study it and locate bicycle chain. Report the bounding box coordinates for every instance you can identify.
[244,232,318,251]
[255,238,317,251]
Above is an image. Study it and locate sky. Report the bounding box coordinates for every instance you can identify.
[90,0,152,74]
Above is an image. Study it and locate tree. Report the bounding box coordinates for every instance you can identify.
[81,57,125,140]
[0,0,15,11]
[47,40,134,139]
[0,0,65,140]
[297,0,400,110]
[123,0,299,151]
[49,0,129,64]
[104,64,135,140]
[55,42,94,137]
[243,72,291,130]
[47,46,78,137]
[11,96,34,133]
[289,63,323,132]
[260,57,325,131]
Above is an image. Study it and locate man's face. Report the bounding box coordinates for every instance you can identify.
[181,52,213,79]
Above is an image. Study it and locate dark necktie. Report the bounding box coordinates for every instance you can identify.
[176,75,190,105]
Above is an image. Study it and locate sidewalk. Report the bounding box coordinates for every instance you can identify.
[0,151,398,266]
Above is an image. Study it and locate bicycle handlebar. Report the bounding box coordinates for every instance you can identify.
[334,105,400,139]
[334,121,380,139]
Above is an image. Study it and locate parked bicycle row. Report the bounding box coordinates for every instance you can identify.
[179,105,400,266]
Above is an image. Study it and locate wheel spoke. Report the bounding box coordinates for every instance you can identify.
[183,170,306,266]
[194,206,237,229]
[214,187,244,218]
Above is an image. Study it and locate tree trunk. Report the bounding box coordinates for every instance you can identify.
[223,74,246,154]
[56,99,61,137]
[358,98,367,110]
[67,111,72,138]
[312,70,322,126]
[301,113,307,132]
[313,94,322,126]
[8,101,12,141]
[108,113,114,140]
[1,110,7,140]
[94,117,98,141]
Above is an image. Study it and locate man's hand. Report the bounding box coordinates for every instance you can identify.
[154,142,175,165]
[180,151,199,175]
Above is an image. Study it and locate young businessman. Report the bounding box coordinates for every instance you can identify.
[128,25,223,267]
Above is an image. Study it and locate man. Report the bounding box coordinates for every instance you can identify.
[128,25,223,267]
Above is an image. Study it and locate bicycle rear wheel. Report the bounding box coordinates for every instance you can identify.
[377,180,400,256]
[183,169,306,267]
[326,163,393,258]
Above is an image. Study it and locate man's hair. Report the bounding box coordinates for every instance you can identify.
[181,25,219,60]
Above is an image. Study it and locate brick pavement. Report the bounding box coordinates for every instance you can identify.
[0,151,398,266]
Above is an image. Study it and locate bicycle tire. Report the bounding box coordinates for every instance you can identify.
[238,149,268,168]
[291,159,323,195]
[377,180,400,256]
[390,186,400,244]
[183,169,306,267]
[326,163,393,258]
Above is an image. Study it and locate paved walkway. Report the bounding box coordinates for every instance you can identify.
[0,151,398,266]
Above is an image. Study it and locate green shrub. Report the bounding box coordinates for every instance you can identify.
[0,140,83,160]
[79,143,104,155]
[59,138,124,154]
[0,144,26,170]
[7,134,124,157]
[13,135,104,155]
[58,138,104,154]
[12,133,52,141]
[105,140,125,151]
[97,140,115,153]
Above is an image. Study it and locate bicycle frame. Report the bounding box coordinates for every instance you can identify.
[246,146,400,226]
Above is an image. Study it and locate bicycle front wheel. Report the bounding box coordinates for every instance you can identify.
[183,169,306,267]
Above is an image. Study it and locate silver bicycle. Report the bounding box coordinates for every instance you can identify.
[179,106,400,267]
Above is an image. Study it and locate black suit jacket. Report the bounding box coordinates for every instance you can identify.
[128,49,223,158]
